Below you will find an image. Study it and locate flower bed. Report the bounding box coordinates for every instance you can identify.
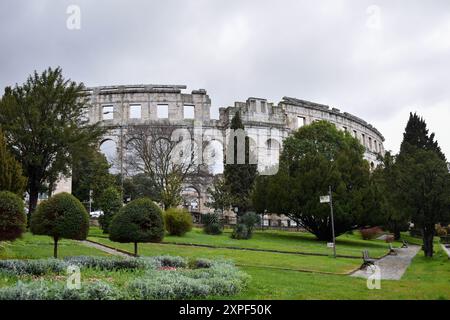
[0,256,249,300]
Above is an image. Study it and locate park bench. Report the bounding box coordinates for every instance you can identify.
[362,250,376,268]
[401,240,409,248]
[388,243,397,255]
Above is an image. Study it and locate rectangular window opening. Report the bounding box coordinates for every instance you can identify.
[183,105,195,119]
[102,105,114,120]
[129,104,142,119]
[297,116,305,128]
[157,104,169,119]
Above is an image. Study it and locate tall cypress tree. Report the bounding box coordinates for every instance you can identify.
[0,128,27,195]
[400,112,446,161]
[223,111,257,216]
[397,113,450,257]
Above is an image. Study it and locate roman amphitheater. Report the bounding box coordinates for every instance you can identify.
[82,84,385,226]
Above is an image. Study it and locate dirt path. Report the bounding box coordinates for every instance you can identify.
[78,240,132,258]
[350,245,421,280]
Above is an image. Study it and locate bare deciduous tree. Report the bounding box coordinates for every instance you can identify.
[124,125,199,209]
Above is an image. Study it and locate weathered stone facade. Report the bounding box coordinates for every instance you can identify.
[84,85,385,222]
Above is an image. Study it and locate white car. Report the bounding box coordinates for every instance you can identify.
[89,210,103,218]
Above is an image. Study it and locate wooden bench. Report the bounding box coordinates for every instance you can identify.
[362,250,376,268]
[401,240,409,248]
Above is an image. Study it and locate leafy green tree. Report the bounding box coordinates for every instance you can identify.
[371,152,409,240]
[109,198,164,256]
[72,146,115,205]
[0,129,27,195]
[396,114,450,257]
[95,187,123,233]
[30,192,89,258]
[120,173,159,202]
[206,176,232,215]
[223,112,258,215]
[261,121,372,241]
[0,67,105,223]
[0,191,27,241]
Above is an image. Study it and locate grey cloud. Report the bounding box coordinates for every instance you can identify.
[1,0,449,156]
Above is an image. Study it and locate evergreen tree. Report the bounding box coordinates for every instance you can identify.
[400,112,446,161]
[72,146,115,205]
[259,121,372,241]
[371,152,409,240]
[0,67,105,222]
[223,111,257,215]
[0,129,27,195]
[397,114,450,257]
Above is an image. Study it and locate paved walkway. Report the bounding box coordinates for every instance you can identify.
[351,245,421,280]
[78,240,131,258]
[441,244,450,259]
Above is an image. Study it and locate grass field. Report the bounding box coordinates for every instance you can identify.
[1,229,449,300]
[90,227,393,258]
[0,233,110,259]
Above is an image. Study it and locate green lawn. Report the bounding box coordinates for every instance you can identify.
[233,246,450,300]
[90,227,392,258]
[1,230,449,300]
[0,233,110,259]
[87,235,361,274]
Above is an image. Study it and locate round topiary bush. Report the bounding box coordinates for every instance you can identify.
[109,198,164,256]
[163,208,193,236]
[30,192,89,258]
[0,191,26,242]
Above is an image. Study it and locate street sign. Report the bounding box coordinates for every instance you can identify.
[327,242,335,248]
[320,195,330,203]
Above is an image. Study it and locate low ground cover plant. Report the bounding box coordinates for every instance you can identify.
[0,255,249,300]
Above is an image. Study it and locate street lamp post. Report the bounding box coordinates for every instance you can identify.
[329,185,337,259]
[320,186,337,258]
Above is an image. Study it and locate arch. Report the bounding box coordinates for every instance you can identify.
[203,140,224,175]
[99,139,118,173]
[181,185,201,213]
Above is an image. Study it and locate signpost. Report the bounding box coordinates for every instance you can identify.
[321,186,336,258]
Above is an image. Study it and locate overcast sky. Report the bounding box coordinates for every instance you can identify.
[1,0,449,157]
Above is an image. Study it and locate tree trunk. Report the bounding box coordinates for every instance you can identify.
[134,242,138,257]
[28,188,39,228]
[422,227,434,257]
[53,237,59,259]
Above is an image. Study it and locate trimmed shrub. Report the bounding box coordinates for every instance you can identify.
[30,193,89,258]
[203,213,223,235]
[0,129,27,196]
[360,227,383,240]
[109,198,164,256]
[239,212,260,235]
[163,208,193,236]
[0,191,26,241]
[231,224,248,240]
[436,225,447,237]
[231,212,260,240]
[96,187,123,234]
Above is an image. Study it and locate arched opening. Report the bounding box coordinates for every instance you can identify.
[99,139,118,174]
[181,186,202,223]
[203,140,224,175]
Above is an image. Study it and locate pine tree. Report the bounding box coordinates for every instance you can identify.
[0,128,26,195]
[397,113,450,257]
[400,112,446,161]
[223,112,257,216]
